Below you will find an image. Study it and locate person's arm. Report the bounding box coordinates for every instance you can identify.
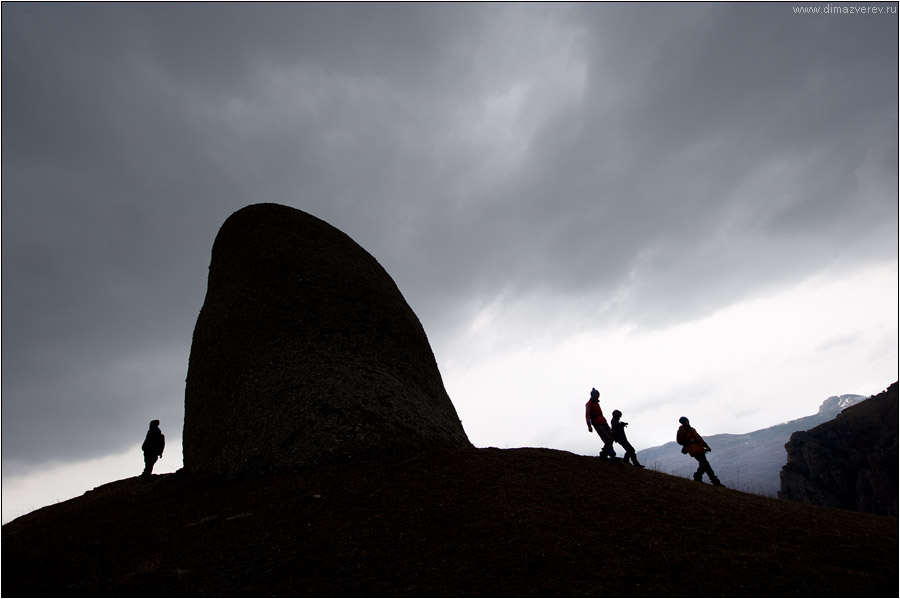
[696,431,710,452]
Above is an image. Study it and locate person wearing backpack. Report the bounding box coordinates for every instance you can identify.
[585,388,615,459]
[611,409,644,468]
[141,419,166,477]
[676,416,723,486]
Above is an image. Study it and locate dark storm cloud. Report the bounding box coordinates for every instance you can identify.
[451,2,898,327]
[2,3,896,471]
[0,2,498,468]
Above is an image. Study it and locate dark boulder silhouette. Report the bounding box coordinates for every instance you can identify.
[779,382,898,516]
[183,203,470,474]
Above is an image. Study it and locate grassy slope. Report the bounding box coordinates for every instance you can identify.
[3,447,897,597]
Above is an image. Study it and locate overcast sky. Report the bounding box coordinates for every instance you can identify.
[2,2,897,521]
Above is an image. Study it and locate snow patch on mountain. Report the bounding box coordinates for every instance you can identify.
[818,394,866,415]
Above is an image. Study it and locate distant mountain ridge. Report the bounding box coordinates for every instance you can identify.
[636,393,866,496]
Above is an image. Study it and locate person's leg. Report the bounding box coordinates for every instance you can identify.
[702,455,722,485]
[593,429,607,457]
[692,455,705,481]
[142,452,157,476]
[599,424,616,458]
[693,453,722,484]
[621,440,642,466]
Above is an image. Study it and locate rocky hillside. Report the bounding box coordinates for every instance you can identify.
[3,447,896,597]
[780,382,898,516]
[636,393,866,496]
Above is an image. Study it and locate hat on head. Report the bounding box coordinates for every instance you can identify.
[612,409,622,418]
[679,416,689,425]
[590,388,600,399]
[150,419,160,427]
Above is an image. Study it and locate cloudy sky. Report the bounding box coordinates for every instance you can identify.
[2,2,897,521]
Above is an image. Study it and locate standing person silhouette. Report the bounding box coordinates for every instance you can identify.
[585,388,615,459]
[611,409,644,467]
[676,416,723,486]
[141,419,165,477]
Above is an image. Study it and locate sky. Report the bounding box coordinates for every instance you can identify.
[2,2,897,522]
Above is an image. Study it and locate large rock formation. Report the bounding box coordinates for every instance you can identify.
[183,203,471,474]
[778,382,898,516]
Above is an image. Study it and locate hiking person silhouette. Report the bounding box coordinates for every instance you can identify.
[141,419,165,477]
[676,416,723,486]
[611,409,644,468]
[585,388,616,459]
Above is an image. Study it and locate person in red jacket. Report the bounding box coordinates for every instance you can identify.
[585,388,615,459]
[676,416,723,486]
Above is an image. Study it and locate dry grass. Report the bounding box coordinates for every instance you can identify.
[3,447,897,597]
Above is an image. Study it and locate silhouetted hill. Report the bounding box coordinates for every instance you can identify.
[636,394,866,496]
[3,447,896,597]
[780,382,898,515]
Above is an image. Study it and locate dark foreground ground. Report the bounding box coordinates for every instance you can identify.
[3,447,897,597]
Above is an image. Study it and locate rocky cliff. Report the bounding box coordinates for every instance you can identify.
[183,203,471,474]
[779,382,898,516]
